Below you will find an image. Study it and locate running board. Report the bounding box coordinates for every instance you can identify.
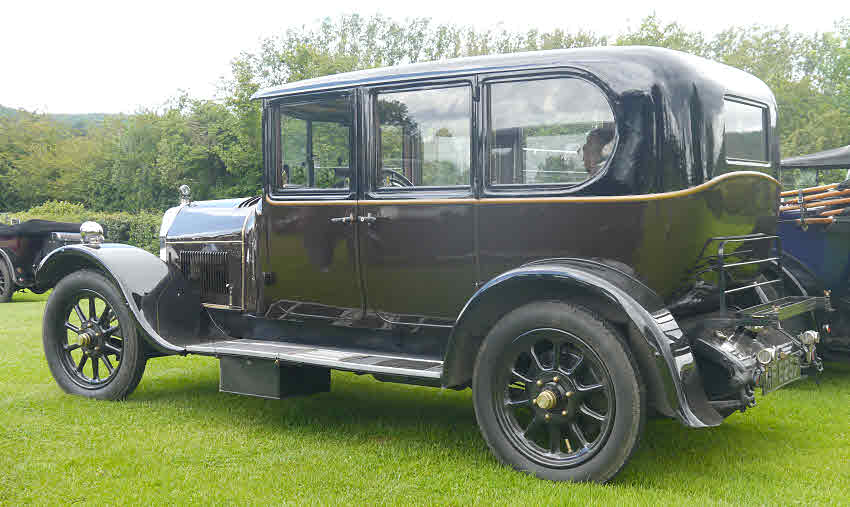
[186,339,444,379]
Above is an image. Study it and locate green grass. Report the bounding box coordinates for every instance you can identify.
[1,292,849,505]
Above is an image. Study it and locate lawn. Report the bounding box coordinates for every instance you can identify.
[1,291,848,505]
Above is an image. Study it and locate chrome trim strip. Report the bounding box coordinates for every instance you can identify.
[727,159,772,168]
[241,213,250,313]
[165,240,243,244]
[187,339,443,379]
[202,303,243,311]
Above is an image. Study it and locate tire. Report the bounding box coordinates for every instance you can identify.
[472,301,645,483]
[0,261,13,303]
[42,270,146,400]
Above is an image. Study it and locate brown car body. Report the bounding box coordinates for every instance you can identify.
[36,47,827,482]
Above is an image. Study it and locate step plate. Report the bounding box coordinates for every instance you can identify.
[187,339,443,379]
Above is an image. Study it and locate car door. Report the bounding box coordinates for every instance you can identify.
[358,81,478,325]
[478,74,626,280]
[261,91,365,321]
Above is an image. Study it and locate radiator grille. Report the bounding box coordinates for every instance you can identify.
[179,251,229,299]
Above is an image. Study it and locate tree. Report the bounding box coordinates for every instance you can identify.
[2,14,848,214]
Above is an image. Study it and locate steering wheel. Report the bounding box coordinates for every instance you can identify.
[380,169,414,188]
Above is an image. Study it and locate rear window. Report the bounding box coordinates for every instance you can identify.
[724,99,768,163]
[486,77,617,188]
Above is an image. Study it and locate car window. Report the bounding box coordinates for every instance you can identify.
[375,86,471,189]
[724,99,768,163]
[278,95,352,192]
[487,77,616,187]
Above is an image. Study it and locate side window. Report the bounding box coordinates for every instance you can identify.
[724,99,768,163]
[487,77,616,187]
[277,95,352,192]
[375,86,471,189]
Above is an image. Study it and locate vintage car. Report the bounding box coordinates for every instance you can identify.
[777,144,850,358]
[35,47,828,483]
[0,220,81,302]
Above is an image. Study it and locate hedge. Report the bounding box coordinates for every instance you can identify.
[12,201,163,254]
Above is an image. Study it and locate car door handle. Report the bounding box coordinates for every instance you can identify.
[358,213,377,224]
[329,213,355,224]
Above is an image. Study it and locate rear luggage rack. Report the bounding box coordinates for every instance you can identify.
[713,234,782,315]
[696,233,830,322]
[737,296,824,320]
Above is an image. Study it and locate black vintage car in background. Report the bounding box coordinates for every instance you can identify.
[34,47,828,483]
[0,220,81,302]
[777,145,850,358]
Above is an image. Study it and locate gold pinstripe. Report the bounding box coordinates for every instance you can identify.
[262,171,778,206]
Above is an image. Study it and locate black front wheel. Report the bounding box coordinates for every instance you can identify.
[472,301,645,483]
[42,270,146,400]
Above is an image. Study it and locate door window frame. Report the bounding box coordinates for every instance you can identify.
[480,70,619,197]
[265,90,359,202]
[363,78,477,201]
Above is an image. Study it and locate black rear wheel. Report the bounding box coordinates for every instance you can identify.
[473,301,645,483]
[43,270,146,400]
[0,261,13,303]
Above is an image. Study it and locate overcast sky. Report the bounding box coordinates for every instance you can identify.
[1,0,845,114]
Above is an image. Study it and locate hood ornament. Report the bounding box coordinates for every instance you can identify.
[179,184,192,206]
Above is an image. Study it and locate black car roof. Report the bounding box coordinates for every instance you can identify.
[782,144,850,170]
[255,45,778,194]
[251,46,774,107]
[0,220,81,237]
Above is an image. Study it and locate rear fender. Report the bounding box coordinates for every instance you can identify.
[35,244,198,354]
[443,258,723,428]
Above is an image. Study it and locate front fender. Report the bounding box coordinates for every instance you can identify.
[443,259,723,428]
[36,244,199,354]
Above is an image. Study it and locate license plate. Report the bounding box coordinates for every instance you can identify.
[762,354,801,395]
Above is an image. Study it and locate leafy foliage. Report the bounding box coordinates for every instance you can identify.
[1,14,848,215]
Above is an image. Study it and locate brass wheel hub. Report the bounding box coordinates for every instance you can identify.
[530,375,578,417]
[77,321,102,352]
[534,390,558,410]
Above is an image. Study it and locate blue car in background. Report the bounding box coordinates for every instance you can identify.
[778,144,850,358]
